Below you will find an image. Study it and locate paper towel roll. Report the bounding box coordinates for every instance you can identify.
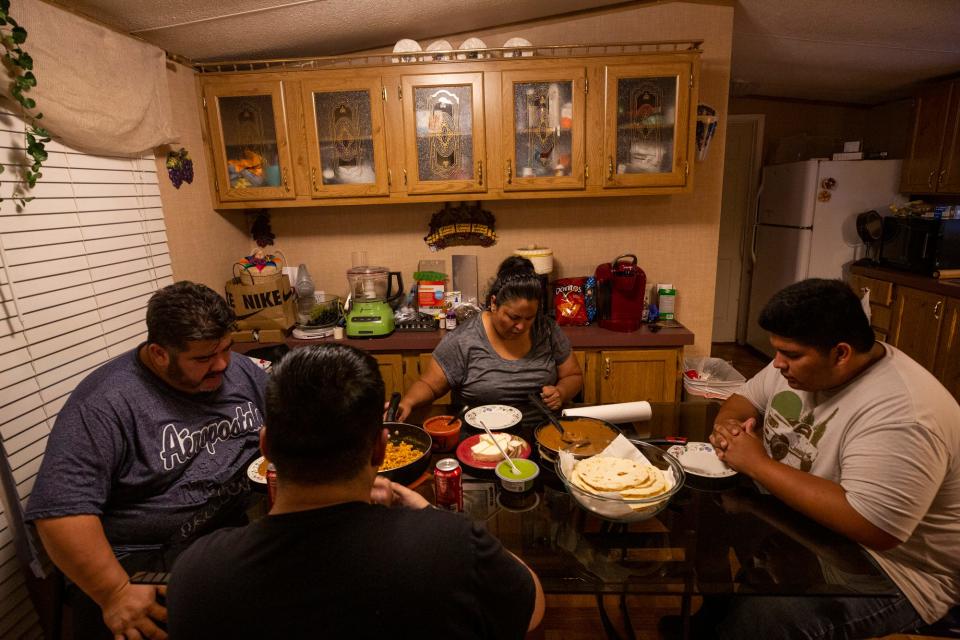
[562,401,652,424]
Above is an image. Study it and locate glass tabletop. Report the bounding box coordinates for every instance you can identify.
[412,402,898,599]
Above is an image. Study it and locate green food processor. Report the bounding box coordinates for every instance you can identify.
[344,266,403,338]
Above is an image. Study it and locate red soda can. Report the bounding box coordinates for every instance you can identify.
[434,458,463,511]
[266,462,278,509]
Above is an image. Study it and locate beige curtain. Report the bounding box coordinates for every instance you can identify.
[5,0,176,156]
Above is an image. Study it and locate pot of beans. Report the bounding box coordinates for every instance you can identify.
[379,392,433,485]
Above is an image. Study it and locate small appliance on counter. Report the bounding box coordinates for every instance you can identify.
[514,246,553,311]
[878,216,960,275]
[595,254,646,332]
[344,265,404,338]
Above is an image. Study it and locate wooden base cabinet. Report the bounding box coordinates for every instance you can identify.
[934,298,960,401]
[388,347,680,408]
[595,348,681,403]
[889,286,946,371]
[849,269,960,403]
[372,353,405,401]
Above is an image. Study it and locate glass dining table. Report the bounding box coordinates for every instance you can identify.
[408,401,899,640]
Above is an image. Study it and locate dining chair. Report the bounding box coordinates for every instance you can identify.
[0,446,65,639]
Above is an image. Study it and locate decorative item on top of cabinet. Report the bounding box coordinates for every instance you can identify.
[203,80,295,202]
[400,72,487,195]
[603,63,695,189]
[501,67,586,191]
[901,80,960,194]
[300,74,390,198]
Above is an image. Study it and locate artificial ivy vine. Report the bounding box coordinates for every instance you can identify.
[0,0,49,205]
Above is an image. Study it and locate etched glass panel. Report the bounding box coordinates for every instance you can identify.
[314,89,377,185]
[512,80,574,178]
[615,76,678,174]
[414,85,474,182]
[217,95,281,189]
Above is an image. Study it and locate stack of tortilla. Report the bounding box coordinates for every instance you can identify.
[570,456,670,511]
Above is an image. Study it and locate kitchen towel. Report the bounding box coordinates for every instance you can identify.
[562,401,652,424]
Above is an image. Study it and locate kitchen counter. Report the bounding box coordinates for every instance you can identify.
[850,263,960,298]
[233,322,694,354]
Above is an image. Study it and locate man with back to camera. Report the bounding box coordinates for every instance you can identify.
[166,343,545,639]
[25,281,269,640]
[700,278,960,639]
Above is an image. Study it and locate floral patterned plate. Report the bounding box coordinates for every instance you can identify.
[464,405,523,430]
[666,442,737,478]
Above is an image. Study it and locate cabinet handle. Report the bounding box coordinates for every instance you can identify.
[506,159,512,184]
[387,169,392,188]
[584,163,589,181]
[478,161,483,186]
[603,357,611,379]
[311,168,319,192]
[403,169,408,186]
[938,170,946,187]
[283,168,290,192]
[607,157,614,181]
[934,300,943,320]
[928,170,936,189]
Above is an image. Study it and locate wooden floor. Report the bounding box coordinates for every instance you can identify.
[709,342,770,380]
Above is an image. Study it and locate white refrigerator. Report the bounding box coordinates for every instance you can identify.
[745,159,904,357]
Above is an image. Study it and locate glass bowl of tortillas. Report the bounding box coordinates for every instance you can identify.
[556,436,685,522]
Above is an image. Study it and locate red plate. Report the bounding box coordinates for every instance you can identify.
[456,433,532,471]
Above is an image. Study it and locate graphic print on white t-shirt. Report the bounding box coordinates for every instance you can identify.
[762,390,838,472]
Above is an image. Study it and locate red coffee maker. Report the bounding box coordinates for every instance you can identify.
[595,254,646,332]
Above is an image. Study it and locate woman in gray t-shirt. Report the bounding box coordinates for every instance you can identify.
[397,257,583,429]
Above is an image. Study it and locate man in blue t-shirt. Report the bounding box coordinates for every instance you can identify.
[25,281,268,640]
[167,344,545,639]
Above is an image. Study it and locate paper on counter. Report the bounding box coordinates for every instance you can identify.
[562,401,652,423]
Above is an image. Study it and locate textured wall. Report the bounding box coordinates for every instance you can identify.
[154,61,251,289]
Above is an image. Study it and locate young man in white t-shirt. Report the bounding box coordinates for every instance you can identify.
[705,278,960,639]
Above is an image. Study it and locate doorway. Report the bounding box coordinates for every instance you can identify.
[712,114,764,343]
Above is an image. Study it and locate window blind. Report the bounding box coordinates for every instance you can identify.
[0,105,171,636]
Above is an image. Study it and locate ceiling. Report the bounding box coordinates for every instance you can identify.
[55,0,960,105]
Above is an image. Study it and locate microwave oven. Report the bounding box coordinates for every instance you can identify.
[878,216,960,274]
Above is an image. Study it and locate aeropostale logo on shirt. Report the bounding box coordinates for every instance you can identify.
[160,402,263,470]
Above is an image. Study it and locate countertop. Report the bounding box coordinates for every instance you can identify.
[233,322,694,354]
[850,263,960,298]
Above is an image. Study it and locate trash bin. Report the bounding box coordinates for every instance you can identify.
[682,357,746,400]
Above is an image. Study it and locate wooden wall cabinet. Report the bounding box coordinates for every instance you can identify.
[901,80,960,194]
[500,67,586,192]
[197,49,700,209]
[399,72,487,195]
[300,73,390,198]
[602,63,694,190]
[202,80,296,202]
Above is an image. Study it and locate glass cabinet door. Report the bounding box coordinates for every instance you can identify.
[203,81,295,201]
[603,63,693,189]
[502,68,585,191]
[302,76,389,198]
[400,72,486,195]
